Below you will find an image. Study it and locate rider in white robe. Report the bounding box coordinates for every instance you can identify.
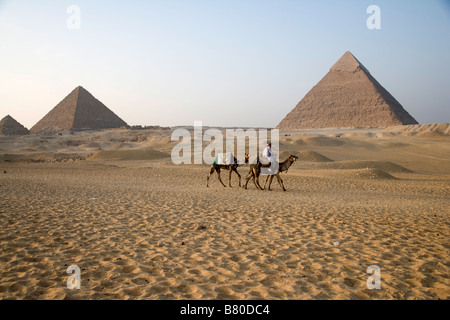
[262,143,277,174]
[263,143,276,162]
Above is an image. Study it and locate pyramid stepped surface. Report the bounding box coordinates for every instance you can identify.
[31,86,128,133]
[0,115,30,135]
[277,51,418,130]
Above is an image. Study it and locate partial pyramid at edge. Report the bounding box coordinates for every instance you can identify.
[31,86,128,133]
[0,115,30,136]
[277,51,418,129]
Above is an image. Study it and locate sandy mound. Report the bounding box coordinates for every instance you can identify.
[111,142,135,150]
[330,168,397,180]
[302,136,345,147]
[298,150,333,162]
[335,132,377,139]
[280,150,333,162]
[81,142,102,152]
[88,148,169,161]
[281,137,307,146]
[0,153,86,163]
[282,135,346,148]
[27,145,48,152]
[388,123,450,136]
[84,142,102,149]
[307,160,412,173]
[375,132,398,138]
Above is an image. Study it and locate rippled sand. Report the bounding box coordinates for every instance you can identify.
[0,125,449,299]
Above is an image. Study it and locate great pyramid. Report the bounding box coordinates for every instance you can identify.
[31,86,128,133]
[277,51,418,129]
[0,115,30,136]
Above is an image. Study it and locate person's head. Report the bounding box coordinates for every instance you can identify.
[268,142,272,147]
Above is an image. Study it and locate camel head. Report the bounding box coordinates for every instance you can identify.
[289,155,298,162]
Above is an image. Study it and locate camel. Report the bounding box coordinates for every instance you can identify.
[243,155,298,191]
[262,155,298,191]
[206,153,249,188]
[241,156,268,190]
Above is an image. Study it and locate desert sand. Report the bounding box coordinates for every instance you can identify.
[0,124,449,300]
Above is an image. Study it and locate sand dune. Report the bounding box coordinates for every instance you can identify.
[301,160,413,173]
[110,142,135,150]
[280,150,333,162]
[315,168,397,180]
[388,123,450,136]
[88,149,169,161]
[302,136,346,147]
[82,142,102,150]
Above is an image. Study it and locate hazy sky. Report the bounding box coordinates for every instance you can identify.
[1,0,449,128]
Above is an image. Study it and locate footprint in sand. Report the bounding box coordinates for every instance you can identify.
[343,277,358,288]
[132,278,150,285]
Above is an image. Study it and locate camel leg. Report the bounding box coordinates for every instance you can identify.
[228,169,233,187]
[276,173,286,192]
[267,175,274,191]
[256,178,264,190]
[217,169,227,187]
[233,168,242,187]
[254,171,263,190]
[243,171,253,189]
[206,166,215,187]
[252,174,260,190]
[263,175,270,190]
[246,169,259,190]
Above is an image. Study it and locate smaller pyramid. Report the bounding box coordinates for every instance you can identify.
[0,115,30,136]
[31,86,128,133]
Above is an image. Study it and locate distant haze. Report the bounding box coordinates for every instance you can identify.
[0,0,449,129]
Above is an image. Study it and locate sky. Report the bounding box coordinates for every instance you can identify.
[0,0,449,128]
